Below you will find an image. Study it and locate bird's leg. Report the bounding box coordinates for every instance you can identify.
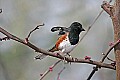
[66,53,72,58]
[54,51,67,67]
[62,53,73,65]
[66,53,72,64]
[54,51,63,57]
[54,50,69,65]
[54,51,67,63]
[58,49,67,64]
[63,54,68,64]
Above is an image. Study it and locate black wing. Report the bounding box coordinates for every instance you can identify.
[51,27,70,35]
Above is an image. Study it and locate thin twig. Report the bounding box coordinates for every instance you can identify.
[26,23,44,41]
[87,39,119,80]
[107,57,115,62]
[102,53,115,62]
[87,66,98,80]
[101,40,120,62]
[57,67,66,80]
[40,60,62,80]
[79,10,103,42]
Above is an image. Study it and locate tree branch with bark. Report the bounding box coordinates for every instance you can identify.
[87,0,120,80]
[101,1,120,80]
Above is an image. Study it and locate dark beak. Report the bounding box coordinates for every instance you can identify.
[81,28,85,31]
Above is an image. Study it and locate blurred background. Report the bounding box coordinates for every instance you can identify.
[0,0,116,80]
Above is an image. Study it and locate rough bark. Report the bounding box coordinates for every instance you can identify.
[113,0,120,80]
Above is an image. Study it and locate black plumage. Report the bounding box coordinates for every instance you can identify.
[68,22,85,45]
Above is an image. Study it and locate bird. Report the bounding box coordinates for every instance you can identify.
[35,22,85,60]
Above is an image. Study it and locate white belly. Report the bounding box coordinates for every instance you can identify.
[58,36,76,53]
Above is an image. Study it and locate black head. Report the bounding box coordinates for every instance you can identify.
[69,22,85,34]
[68,22,85,45]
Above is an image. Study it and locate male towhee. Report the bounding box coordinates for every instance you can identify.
[35,22,85,60]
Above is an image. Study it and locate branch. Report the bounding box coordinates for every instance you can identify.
[101,40,120,62]
[0,27,115,70]
[87,39,120,80]
[79,10,103,42]
[25,24,44,43]
[87,66,98,80]
[57,67,65,80]
[102,53,115,63]
[102,0,120,80]
[40,60,61,80]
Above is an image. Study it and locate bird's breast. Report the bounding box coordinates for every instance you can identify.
[58,36,76,53]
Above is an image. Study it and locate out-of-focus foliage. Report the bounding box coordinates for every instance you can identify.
[0,0,115,80]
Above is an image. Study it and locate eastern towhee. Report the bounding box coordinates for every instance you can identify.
[35,22,85,60]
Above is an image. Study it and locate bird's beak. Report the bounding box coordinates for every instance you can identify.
[81,28,85,31]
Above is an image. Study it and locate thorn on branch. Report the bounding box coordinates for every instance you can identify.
[0,37,10,41]
[25,23,44,43]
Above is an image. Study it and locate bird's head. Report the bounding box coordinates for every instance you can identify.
[69,22,85,34]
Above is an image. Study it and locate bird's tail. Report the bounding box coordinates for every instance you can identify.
[48,45,58,52]
[35,46,58,60]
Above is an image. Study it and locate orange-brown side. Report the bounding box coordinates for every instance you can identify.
[55,33,67,49]
[49,33,67,52]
